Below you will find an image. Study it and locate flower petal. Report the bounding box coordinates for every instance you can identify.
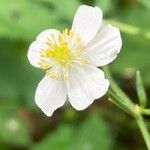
[66,65,109,110]
[83,24,122,66]
[72,5,102,45]
[36,29,60,44]
[27,41,41,68]
[35,76,67,116]
[27,29,60,68]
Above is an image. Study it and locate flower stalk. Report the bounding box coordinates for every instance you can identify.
[136,115,150,150]
[142,109,150,115]
[103,66,135,115]
[103,66,150,150]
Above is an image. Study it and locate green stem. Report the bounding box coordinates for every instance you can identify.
[103,66,135,112]
[103,66,150,149]
[142,109,150,115]
[108,90,135,116]
[136,115,150,150]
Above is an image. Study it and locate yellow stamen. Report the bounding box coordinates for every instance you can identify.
[39,28,86,80]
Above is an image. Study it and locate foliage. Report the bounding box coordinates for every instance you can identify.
[32,114,112,150]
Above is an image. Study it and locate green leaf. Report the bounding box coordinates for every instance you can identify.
[0,0,59,41]
[0,39,42,108]
[32,114,113,150]
[49,0,80,21]
[138,0,150,10]
[0,0,81,41]
[110,8,150,85]
[136,71,147,108]
[32,124,74,150]
[95,0,114,15]
[70,114,113,150]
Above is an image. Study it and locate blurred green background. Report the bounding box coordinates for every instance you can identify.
[0,0,150,149]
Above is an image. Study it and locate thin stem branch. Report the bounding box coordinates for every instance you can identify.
[108,90,135,116]
[142,109,150,115]
[136,115,150,150]
[103,66,150,149]
[103,66,135,112]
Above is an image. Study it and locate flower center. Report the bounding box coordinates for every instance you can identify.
[39,28,86,80]
[48,44,71,64]
[43,37,72,66]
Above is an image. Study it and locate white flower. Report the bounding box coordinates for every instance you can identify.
[27,5,122,116]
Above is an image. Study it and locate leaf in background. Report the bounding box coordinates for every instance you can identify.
[32,114,113,150]
[70,114,112,150]
[0,39,42,108]
[95,0,115,15]
[136,71,147,108]
[0,107,31,146]
[49,0,81,22]
[32,124,74,150]
[119,8,150,29]
[0,0,81,41]
[0,0,58,41]
[138,0,150,10]
[110,8,150,85]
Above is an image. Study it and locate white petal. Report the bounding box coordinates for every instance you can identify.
[83,24,122,66]
[36,29,60,44]
[72,5,102,45]
[27,29,60,68]
[66,65,109,110]
[27,41,41,68]
[35,76,67,116]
